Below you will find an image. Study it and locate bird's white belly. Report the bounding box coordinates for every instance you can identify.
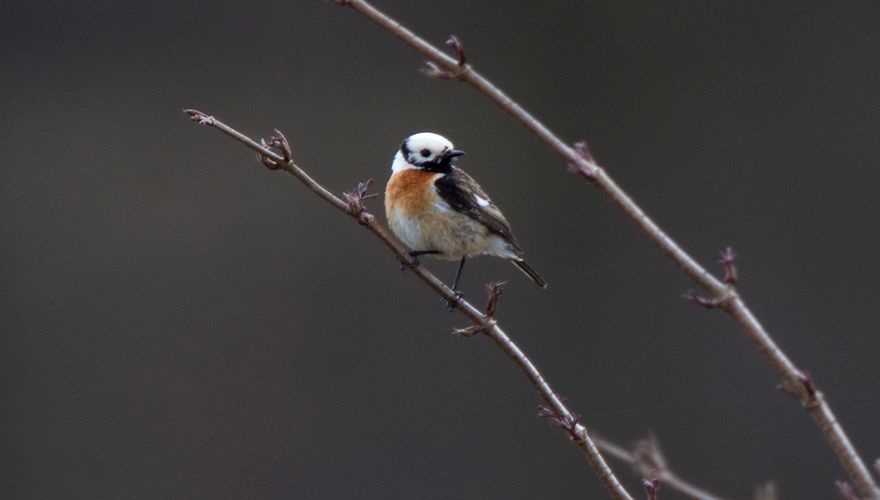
[388,203,504,261]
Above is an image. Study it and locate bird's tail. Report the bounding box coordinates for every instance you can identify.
[511,259,548,289]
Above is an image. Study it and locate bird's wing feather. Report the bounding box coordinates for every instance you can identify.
[433,167,523,253]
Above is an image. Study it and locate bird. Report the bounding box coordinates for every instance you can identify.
[384,132,548,300]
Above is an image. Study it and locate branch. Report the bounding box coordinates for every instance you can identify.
[182,109,633,500]
[333,1,880,496]
[593,433,726,500]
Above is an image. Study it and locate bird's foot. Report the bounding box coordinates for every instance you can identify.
[400,254,419,272]
[443,290,465,312]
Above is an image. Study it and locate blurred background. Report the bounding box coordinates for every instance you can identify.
[3,1,879,498]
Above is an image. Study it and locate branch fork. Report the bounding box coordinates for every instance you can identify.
[343,178,378,224]
[643,477,661,500]
[453,280,506,337]
[257,129,294,171]
[570,140,601,180]
[681,286,737,309]
[538,398,583,442]
[681,246,740,309]
[777,371,817,404]
[630,433,669,479]
[420,36,470,80]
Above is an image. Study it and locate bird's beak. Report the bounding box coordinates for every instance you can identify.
[445,149,465,159]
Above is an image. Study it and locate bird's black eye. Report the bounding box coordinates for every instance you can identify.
[420,149,431,158]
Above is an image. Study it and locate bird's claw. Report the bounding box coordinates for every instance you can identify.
[400,252,422,272]
[443,291,464,312]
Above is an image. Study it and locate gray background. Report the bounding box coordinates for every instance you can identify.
[3,1,879,498]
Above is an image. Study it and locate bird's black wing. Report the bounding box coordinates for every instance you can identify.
[433,167,523,254]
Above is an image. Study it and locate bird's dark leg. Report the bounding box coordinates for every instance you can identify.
[451,256,467,292]
[444,257,467,311]
[400,250,440,271]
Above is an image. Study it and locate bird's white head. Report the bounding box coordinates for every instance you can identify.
[391,132,465,173]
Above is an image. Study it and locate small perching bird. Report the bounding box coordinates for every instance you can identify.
[384,132,548,298]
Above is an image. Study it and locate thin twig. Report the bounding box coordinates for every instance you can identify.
[643,477,660,500]
[182,109,633,500]
[593,434,725,500]
[333,1,880,496]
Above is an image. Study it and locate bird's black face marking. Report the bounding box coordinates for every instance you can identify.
[400,139,411,161]
[418,152,457,173]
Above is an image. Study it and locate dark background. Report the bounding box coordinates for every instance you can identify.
[3,1,879,498]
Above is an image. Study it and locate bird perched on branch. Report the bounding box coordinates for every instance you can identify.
[385,132,547,300]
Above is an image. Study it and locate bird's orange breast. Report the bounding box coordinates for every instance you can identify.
[385,169,441,218]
